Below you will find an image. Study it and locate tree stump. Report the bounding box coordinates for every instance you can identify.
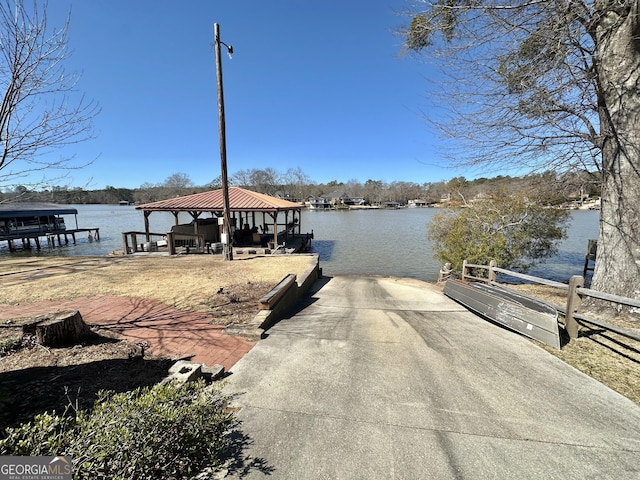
[31,310,93,347]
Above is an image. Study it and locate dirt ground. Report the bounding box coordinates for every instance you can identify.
[0,253,318,432]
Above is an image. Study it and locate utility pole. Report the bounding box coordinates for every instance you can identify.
[214,22,233,260]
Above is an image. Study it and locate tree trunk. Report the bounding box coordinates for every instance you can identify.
[32,310,93,347]
[591,1,640,301]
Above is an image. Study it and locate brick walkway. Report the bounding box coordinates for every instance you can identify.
[0,296,255,371]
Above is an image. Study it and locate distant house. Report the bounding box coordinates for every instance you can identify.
[275,191,303,204]
[408,199,428,208]
[325,191,365,207]
[308,196,332,210]
[342,195,365,206]
[472,192,494,201]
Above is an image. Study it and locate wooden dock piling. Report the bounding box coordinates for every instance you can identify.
[3,228,100,251]
[1,204,99,253]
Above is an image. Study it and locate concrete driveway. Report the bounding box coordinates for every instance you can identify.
[222,276,640,479]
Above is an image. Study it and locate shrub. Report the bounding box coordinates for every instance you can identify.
[0,411,73,456]
[0,337,22,356]
[428,192,569,275]
[0,380,234,479]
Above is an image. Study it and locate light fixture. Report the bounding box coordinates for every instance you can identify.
[220,41,233,59]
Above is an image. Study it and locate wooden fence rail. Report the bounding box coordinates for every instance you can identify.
[461,260,640,343]
[122,231,167,255]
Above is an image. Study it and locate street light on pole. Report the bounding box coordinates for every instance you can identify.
[214,22,233,261]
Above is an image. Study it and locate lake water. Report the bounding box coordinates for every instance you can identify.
[0,204,599,283]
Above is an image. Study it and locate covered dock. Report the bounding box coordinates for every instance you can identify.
[125,187,312,255]
[0,203,99,252]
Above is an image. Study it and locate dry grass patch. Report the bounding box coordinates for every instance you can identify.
[510,283,640,405]
[0,254,318,312]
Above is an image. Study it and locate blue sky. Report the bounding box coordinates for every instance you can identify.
[32,0,465,190]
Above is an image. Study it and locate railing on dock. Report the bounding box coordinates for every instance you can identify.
[47,228,100,247]
[122,231,167,255]
[167,232,206,254]
[460,260,640,343]
[122,231,207,255]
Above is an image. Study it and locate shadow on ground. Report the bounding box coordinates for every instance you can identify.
[0,351,174,432]
[219,422,276,478]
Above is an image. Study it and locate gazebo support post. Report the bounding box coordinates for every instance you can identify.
[144,211,151,241]
[272,213,277,246]
[284,211,289,242]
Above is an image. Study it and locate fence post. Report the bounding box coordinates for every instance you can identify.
[167,232,175,255]
[438,262,453,283]
[131,233,138,253]
[122,233,130,255]
[565,275,584,340]
[462,260,468,281]
[488,260,497,283]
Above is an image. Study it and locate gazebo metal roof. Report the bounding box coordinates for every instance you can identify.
[136,187,301,214]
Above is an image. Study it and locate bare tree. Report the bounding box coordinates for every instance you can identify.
[163,172,193,189]
[206,175,223,190]
[282,167,310,201]
[161,172,193,198]
[388,181,423,203]
[230,169,252,188]
[249,168,280,195]
[0,0,98,191]
[362,179,386,205]
[404,1,640,299]
[134,181,159,204]
[343,178,363,200]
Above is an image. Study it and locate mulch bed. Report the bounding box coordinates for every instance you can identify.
[0,294,258,433]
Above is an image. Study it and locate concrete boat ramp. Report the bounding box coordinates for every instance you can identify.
[222,275,640,479]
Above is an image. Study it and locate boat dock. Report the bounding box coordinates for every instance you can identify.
[2,228,101,252]
[0,203,99,252]
[129,187,313,257]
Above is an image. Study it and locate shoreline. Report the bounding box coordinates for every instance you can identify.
[2,255,638,406]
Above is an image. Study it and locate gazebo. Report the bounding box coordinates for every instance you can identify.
[125,187,309,254]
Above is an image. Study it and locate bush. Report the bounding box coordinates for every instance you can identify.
[0,411,73,456]
[428,192,569,274]
[0,380,234,479]
[0,337,22,356]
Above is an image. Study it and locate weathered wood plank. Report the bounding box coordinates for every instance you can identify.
[259,274,297,310]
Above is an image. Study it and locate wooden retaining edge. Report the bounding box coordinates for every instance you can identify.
[225,256,321,340]
[259,274,297,310]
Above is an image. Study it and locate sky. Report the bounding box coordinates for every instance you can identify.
[23,0,467,190]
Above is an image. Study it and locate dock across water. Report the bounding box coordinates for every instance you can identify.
[1,228,100,252]
[0,203,99,252]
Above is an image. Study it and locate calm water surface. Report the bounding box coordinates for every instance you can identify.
[0,205,599,283]
[303,208,441,280]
